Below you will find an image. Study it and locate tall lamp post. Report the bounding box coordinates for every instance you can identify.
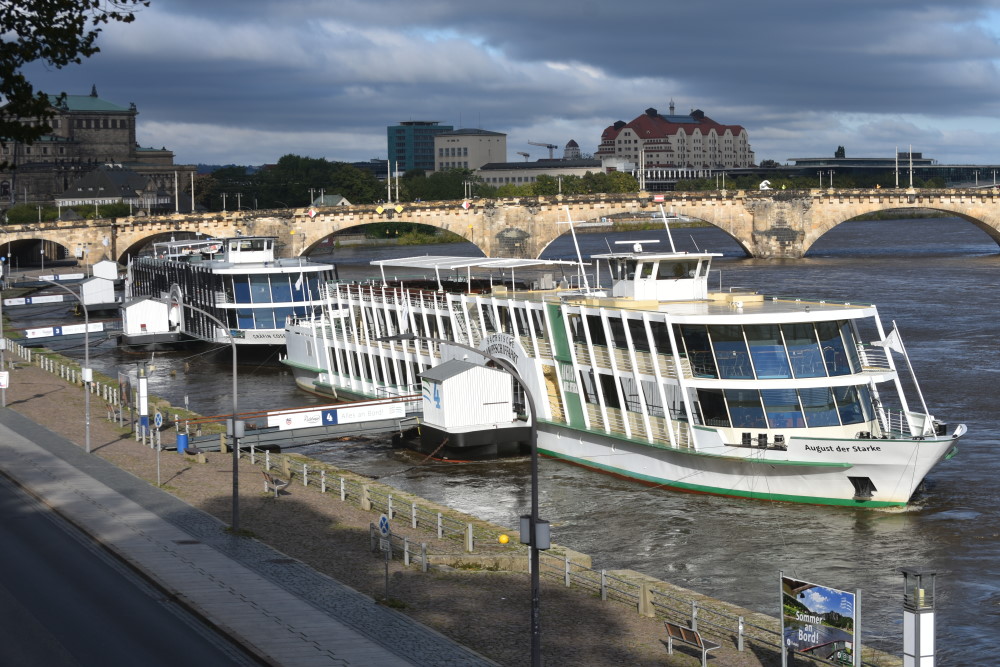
[181,302,241,530]
[377,332,547,666]
[42,279,91,453]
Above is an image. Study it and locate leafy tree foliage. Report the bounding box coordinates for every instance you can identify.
[0,0,149,160]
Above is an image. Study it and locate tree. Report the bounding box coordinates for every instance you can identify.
[0,0,149,164]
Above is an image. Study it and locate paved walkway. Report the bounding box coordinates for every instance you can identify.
[0,407,496,666]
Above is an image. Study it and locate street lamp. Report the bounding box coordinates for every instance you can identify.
[42,279,91,453]
[377,332,547,666]
[180,302,241,530]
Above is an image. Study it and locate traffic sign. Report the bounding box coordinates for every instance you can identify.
[154,412,163,428]
[378,513,391,537]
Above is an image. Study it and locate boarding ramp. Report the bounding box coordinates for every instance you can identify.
[183,394,422,452]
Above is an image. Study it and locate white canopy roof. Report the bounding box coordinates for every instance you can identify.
[371,256,582,271]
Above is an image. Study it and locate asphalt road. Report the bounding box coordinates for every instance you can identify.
[0,474,261,666]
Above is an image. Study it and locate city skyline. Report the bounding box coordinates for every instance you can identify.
[19,0,1000,167]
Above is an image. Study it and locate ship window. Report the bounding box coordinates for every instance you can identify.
[254,309,276,329]
[745,324,792,379]
[833,385,866,425]
[658,260,697,279]
[678,324,716,378]
[249,275,271,303]
[272,275,293,302]
[480,304,496,332]
[710,325,753,379]
[598,373,621,409]
[762,389,805,428]
[273,307,294,326]
[696,388,730,426]
[231,276,251,303]
[840,321,862,373]
[724,389,766,428]
[627,318,650,352]
[799,387,841,427]
[639,262,655,279]
[586,314,607,345]
[608,318,628,348]
[817,321,851,376]
[783,323,825,378]
[236,308,254,329]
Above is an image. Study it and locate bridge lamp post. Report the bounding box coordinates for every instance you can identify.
[42,279,91,454]
[376,332,547,667]
[181,303,242,531]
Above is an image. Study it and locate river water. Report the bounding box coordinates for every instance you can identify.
[12,218,998,662]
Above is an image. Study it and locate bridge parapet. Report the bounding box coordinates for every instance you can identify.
[3,189,999,264]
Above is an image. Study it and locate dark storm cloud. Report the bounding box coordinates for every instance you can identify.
[18,0,1000,164]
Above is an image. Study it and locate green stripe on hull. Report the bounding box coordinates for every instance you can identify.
[539,448,903,507]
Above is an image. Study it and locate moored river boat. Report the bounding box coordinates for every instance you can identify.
[282,243,963,507]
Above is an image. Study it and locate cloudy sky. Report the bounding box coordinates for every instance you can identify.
[21,0,1000,167]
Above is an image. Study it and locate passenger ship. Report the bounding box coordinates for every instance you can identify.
[124,235,336,346]
[282,245,963,506]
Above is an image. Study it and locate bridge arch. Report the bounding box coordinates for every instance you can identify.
[6,188,1000,263]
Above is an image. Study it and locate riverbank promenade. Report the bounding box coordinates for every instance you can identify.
[0,378,494,665]
[0,361,882,666]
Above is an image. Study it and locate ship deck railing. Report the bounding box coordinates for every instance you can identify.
[584,404,692,448]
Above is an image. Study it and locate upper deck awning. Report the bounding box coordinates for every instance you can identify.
[370,256,582,271]
[371,255,585,292]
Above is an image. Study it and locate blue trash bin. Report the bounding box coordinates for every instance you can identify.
[177,433,189,454]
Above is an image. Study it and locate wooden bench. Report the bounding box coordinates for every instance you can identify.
[663,620,720,666]
[262,470,289,498]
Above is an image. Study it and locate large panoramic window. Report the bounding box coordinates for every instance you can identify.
[783,323,826,378]
[711,325,753,379]
[761,388,805,428]
[799,387,842,427]
[724,388,766,428]
[817,321,851,376]
[678,324,717,378]
[745,324,792,379]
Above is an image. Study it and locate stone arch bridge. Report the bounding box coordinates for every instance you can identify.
[3,188,1000,266]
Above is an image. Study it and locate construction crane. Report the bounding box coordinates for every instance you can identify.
[516,151,530,161]
[528,141,558,159]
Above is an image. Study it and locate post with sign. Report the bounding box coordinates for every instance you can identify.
[781,573,859,667]
[378,513,392,600]
[154,411,163,486]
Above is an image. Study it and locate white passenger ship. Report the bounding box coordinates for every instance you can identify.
[124,235,337,347]
[282,245,963,506]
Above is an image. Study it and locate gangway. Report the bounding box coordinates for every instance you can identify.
[180,394,422,451]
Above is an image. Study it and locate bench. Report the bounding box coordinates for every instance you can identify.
[663,620,720,666]
[262,470,289,498]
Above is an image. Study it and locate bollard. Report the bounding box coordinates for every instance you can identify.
[638,583,655,617]
[738,616,745,652]
[387,495,393,519]
[265,450,271,471]
[411,502,418,529]
[691,601,700,632]
[320,470,327,493]
[250,443,256,465]
[302,463,308,487]
[361,484,372,511]
[465,523,474,553]
[564,555,571,587]
[281,457,290,477]
[421,543,428,573]
[340,477,346,501]
[601,570,608,601]
[403,537,410,566]
[437,513,443,539]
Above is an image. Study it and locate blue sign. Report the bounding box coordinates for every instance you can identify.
[322,409,338,425]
